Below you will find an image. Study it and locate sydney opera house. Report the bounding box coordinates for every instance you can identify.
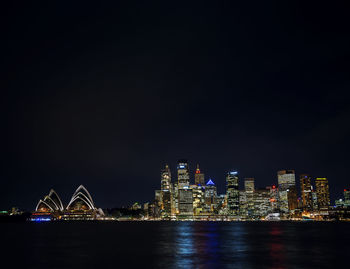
[31,185,104,221]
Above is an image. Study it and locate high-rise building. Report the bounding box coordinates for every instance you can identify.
[226,171,239,216]
[300,174,313,212]
[244,178,255,217]
[287,185,298,212]
[192,184,204,215]
[178,187,193,217]
[204,179,217,212]
[315,178,330,211]
[253,188,271,218]
[177,160,190,188]
[267,185,278,212]
[194,164,205,185]
[177,160,193,216]
[161,164,172,191]
[160,164,173,218]
[277,170,296,214]
[344,189,350,208]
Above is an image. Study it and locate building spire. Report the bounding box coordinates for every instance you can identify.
[196,164,200,174]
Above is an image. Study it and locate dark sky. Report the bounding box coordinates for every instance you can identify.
[2,1,350,210]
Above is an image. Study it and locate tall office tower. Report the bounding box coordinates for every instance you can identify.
[253,188,271,218]
[300,174,313,212]
[177,160,190,188]
[204,179,217,212]
[315,178,330,211]
[160,164,173,218]
[192,184,204,215]
[287,185,298,212]
[178,188,193,217]
[161,164,172,191]
[194,164,205,185]
[344,189,350,208]
[244,178,255,217]
[226,171,240,216]
[267,185,279,212]
[277,170,296,214]
[177,160,193,217]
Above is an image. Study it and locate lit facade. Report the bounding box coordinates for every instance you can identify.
[300,174,313,212]
[277,170,296,214]
[204,179,217,212]
[194,164,205,185]
[244,178,255,217]
[315,178,330,211]
[226,171,239,216]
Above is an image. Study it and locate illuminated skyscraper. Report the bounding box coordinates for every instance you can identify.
[287,185,298,212]
[159,164,173,218]
[253,188,271,218]
[244,178,255,217]
[267,185,278,212]
[315,178,330,211]
[194,164,205,185]
[226,171,239,216]
[161,164,172,191]
[178,188,193,217]
[277,170,296,214]
[204,179,217,212]
[300,174,313,212]
[192,184,204,215]
[177,160,190,188]
[177,160,193,217]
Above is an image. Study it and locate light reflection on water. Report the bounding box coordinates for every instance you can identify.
[2,222,350,268]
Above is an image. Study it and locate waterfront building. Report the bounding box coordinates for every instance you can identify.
[226,171,239,216]
[160,164,173,218]
[35,189,64,213]
[216,194,226,215]
[177,159,190,188]
[287,185,298,212]
[161,164,172,191]
[62,185,101,220]
[204,179,217,212]
[178,187,193,217]
[194,164,205,185]
[253,188,271,218]
[300,174,313,212]
[244,178,255,217]
[277,170,296,214]
[32,189,64,221]
[267,185,278,212]
[315,178,330,211]
[177,160,193,217]
[192,184,204,215]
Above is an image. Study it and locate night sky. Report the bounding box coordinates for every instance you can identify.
[2,1,350,210]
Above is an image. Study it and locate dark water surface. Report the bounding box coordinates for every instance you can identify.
[1,222,349,268]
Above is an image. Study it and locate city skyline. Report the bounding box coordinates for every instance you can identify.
[1,160,349,211]
[24,159,348,221]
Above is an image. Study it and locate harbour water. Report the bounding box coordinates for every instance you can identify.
[1,221,349,268]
